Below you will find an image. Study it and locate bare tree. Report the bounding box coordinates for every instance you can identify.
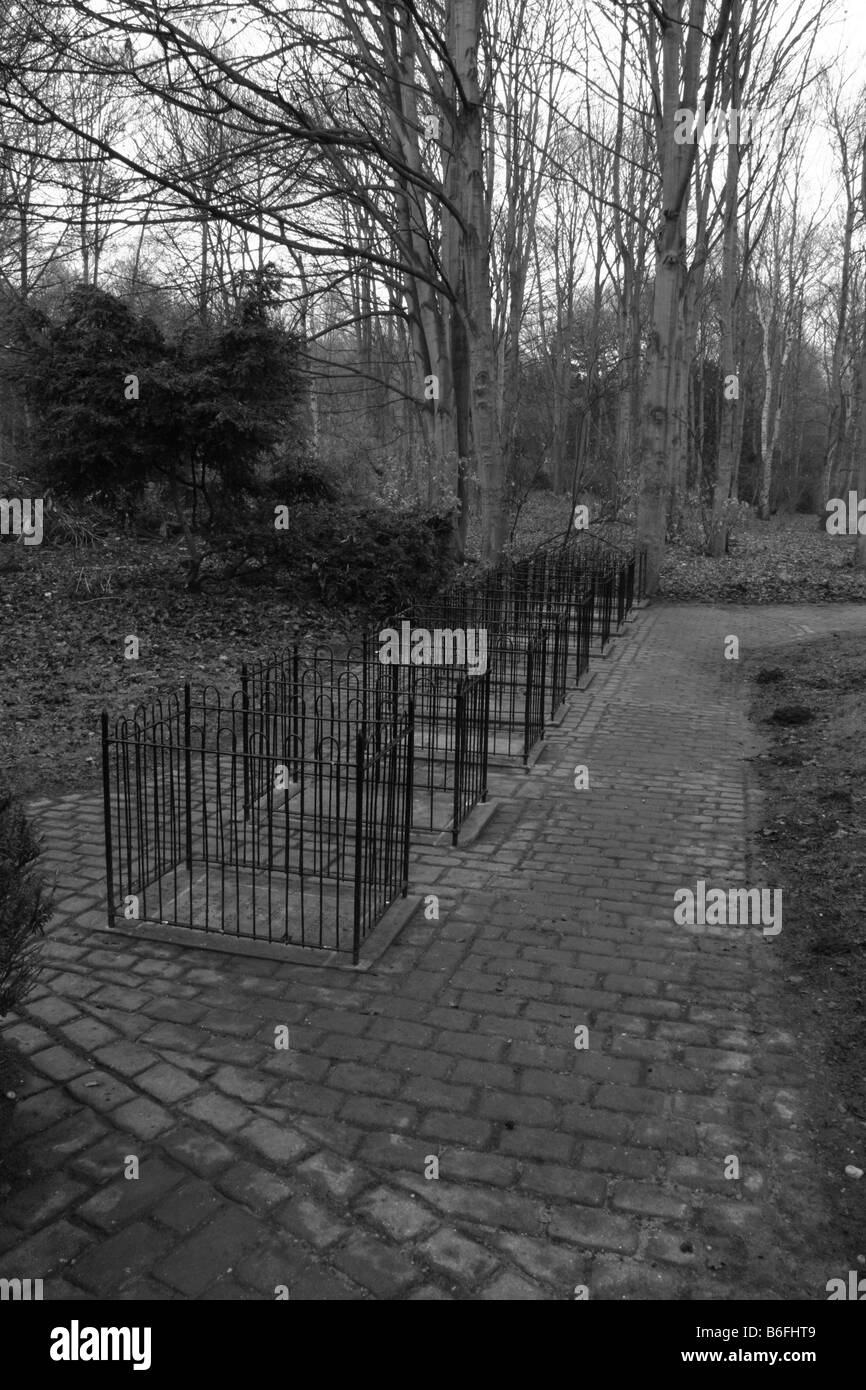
[753,157,823,517]
[635,0,732,594]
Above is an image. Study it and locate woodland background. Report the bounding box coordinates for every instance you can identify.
[1,1,866,595]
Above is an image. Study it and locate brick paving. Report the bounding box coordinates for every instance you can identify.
[2,601,865,1300]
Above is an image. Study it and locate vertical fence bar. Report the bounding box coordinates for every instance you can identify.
[523,642,534,768]
[479,669,490,803]
[550,618,561,718]
[132,728,143,893]
[241,664,250,821]
[183,683,193,871]
[452,680,465,848]
[353,730,365,965]
[402,698,414,897]
[101,711,115,929]
[291,645,300,783]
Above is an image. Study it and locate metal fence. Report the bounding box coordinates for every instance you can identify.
[241,642,490,846]
[101,525,649,965]
[102,682,414,963]
[405,662,491,844]
[401,592,548,766]
[482,560,570,718]
[542,532,644,650]
[505,547,594,688]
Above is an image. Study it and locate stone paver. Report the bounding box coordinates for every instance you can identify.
[2,602,865,1299]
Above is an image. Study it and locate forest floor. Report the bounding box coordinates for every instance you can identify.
[2,500,864,799]
[1,532,365,800]
[507,495,866,605]
[745,630,866,1256]
[660,511,866,605]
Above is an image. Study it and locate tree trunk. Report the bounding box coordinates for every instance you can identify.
[168,470,203,591]
[857,431,866,568]
[757,340,774,519]
[639,231,683,589]
[451,285,472,559]
[447,0,505,563]
[856,301,866,568]
[710,0,741,556]
[637,0,717,594]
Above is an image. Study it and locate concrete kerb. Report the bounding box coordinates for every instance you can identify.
[90,891,423,974]
[436,796,501,849]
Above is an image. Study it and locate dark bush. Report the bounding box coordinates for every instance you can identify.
[0,789,52,1017]
[16,283,309,586]
[264,458,339,507]
[768,705,815,726]
[222,501,457,613]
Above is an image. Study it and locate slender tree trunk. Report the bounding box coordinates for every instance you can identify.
[447,0,505,563]
[199,211,209,326]
[638,0,721,594]
[758,318,774,518]
[856,313,866,566]
[18,204,28,300]
[710,0,742,555]
[168,470,203,591]
[451,286,472,559]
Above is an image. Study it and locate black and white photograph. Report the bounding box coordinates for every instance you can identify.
[0,0,864,1354]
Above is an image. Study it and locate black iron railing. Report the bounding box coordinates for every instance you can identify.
[241,642,489,845]
[102,522,650,967]
[402,593,547,766]
[102,683,413,963]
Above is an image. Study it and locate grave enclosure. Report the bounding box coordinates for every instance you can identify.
[101,531,647,964]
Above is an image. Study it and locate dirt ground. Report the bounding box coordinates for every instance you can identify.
[746,631,866,1261]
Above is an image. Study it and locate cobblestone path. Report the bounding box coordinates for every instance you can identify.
[2,603,864,1299]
